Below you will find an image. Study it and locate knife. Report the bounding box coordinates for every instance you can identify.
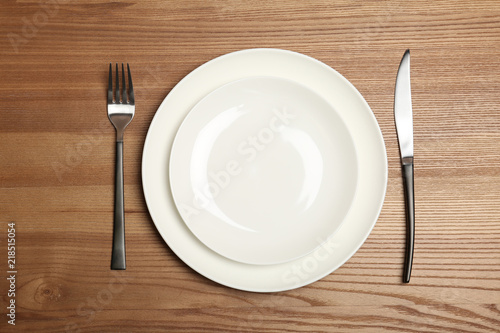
[394,49,414,283]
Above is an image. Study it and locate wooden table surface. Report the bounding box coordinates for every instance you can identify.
[1,0,499,332]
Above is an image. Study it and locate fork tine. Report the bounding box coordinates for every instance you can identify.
[121,63,127,103]
[127,63,134,104]
[107,63,113,104]
[115,63,120,103]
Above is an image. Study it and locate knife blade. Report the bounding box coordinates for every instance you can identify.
[394,49,414,283]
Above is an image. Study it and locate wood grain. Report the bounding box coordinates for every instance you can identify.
[1,0,499,332]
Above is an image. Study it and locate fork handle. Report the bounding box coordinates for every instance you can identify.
[111,141,126,270]
[402,162,414,283]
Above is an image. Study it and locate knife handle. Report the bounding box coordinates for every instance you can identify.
[402,162,414,283]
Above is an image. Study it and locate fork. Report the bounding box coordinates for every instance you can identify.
[107,63,134,270]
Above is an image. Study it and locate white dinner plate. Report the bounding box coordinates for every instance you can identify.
[170,76,358,265]
[142,48,387,292]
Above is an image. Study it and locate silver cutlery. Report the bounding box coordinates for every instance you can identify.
[394,50,414,283]
[107,63,135,270]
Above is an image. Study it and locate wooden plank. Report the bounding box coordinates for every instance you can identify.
[0,0,499,332]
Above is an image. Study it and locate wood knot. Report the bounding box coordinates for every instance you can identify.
[34,282,62,304]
